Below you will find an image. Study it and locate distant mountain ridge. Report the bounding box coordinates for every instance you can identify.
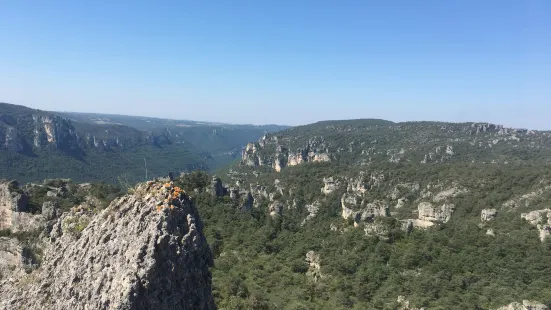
[240,119,551,172]
[0,102,288,183]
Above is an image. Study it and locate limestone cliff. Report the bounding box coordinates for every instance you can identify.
[0,181,215,310]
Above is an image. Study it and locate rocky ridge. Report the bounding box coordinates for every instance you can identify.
[0,180,215,310]
[240,120,551,172]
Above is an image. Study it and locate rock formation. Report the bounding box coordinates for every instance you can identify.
[321,177,340,195]
[268,201,284,218]
[521,209,551,242]
[481,208,498,222]
[0,181,44,233]
[301,201,321,226]
[0,181,215,310]
[397,296,426,310]
[496,300,548,310]
[341,194,389,226]
[418,202,455,223]
[207,176,226,197]
[305,251,322,282]
[0,237,38,280]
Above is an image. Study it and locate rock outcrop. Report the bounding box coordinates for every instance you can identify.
[401,219,435,233]
[496,300,548,310]
[341,194,389,226]
[481,208,498,222]
[207,176,226,197]
[0,181,44,233]
[0,238,38,280]
[268,201,284,218]
[418,202,455,223]
[241,142,262,167]
[321,177,340,195]
[301,201,321,226]
[397,296,425,310]
[305,251,322,282]
[521,209,551,242]
[0,181,215,310]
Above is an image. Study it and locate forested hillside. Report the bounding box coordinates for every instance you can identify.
[177,120,551,309]
[0,102,285,183]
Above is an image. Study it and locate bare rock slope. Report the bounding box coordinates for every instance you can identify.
[0,181,215,310]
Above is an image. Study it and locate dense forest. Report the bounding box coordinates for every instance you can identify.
[175,165,551,309]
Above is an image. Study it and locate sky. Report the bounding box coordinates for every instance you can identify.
[0,1,550,128]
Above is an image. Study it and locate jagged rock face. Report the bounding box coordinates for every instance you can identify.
[241,142,262,167]
[268,201,284,218]
[418,202,454,223]
[0,238,37,280]
[310,152,330,162]
[207,176,226,197]
[32,115,79,150]
[481,208,498,222]
[0,181,40,232]
[42,201,58,221]
[301,201,321,226]
[341,194,389,226]
[0,181,215,310]
[228,187,240,199]
[321,177,340,195]
[273,156,285,172]
[241,134,331,172]
[341,193,360,220]
[2,126,24,152]
[288,151,305,166]
[238,190,254,211]
[496,300,548,310]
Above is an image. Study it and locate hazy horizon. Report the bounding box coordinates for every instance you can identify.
[3,100,547,131]
[1,1,550,129]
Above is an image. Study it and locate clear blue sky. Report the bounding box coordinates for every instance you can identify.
[1,1,550,128]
